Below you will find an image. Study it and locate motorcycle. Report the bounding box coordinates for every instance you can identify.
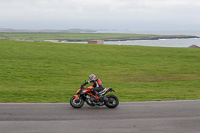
[70,81,119,108]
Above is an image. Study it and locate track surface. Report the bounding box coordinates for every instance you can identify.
[0,100,200,133]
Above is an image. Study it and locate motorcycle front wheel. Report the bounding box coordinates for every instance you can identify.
[70,96,84,108]
[104,95,119,108]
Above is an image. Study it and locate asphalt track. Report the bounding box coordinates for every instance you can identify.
[0,100,200,133]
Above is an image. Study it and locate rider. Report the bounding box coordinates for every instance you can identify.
[84,74,103,99]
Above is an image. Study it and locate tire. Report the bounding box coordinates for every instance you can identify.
[104,95,119,108]
[70,96,84,108]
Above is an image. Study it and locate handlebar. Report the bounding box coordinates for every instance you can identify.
[80,80,88,88]
[80,85,84,89]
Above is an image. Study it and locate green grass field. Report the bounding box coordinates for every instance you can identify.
[0,32,195,41]
[0,40,200,102]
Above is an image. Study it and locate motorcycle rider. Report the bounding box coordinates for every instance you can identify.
[83,74,103,99]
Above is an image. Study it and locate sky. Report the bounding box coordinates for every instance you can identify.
[1,0,200,30]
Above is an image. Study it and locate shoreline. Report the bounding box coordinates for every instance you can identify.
[50,35,199,42]
[0,32,198,42]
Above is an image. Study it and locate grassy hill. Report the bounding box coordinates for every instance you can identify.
[0,40,200,102]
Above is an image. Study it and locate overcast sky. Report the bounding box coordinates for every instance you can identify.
[1,0,200,30]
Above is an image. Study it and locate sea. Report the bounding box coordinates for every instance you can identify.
[63,30,200,48]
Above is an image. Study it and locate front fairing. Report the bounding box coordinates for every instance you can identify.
[76,89,81,94]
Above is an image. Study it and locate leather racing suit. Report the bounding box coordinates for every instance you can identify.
[85,78,103,98]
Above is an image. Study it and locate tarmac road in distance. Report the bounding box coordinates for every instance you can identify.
[0,100,200,133]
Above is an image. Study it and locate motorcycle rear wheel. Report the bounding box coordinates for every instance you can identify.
[104,95,119,108]
[70,96,84,108]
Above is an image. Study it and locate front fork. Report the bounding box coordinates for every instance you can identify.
[74,95,81,103]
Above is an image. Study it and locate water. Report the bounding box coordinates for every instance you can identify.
[104,38,200,47]
[63,30,200,48]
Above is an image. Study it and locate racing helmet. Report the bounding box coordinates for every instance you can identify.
[89,74,96,80]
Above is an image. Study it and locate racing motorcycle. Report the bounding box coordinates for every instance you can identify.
[70,81,119,108]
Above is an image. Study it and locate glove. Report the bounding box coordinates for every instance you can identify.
[81,85,84,88]
[83,82,88,86]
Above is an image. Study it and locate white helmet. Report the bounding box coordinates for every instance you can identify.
[89,74,96,80]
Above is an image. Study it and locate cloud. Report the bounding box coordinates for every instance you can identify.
[0,0,200,30]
